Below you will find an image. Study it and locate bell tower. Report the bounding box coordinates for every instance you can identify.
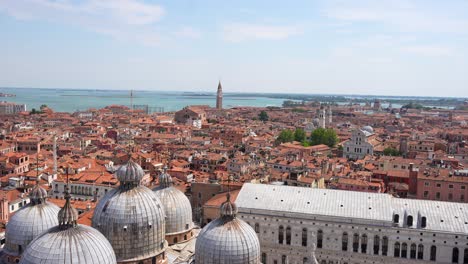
[216,81,223,109]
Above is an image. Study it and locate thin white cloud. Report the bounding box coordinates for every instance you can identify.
[402,45,453,56]
[223,23,303,42]
[0,0,168,45]
[323,0,468,34]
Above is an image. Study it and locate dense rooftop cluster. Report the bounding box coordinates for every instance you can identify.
[0,98,467,263]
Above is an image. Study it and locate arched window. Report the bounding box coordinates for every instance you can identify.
[407,215,413,227]
[282,255,287,264]
[278,226,284,244]
[302,228,308,247]
[303,257,308,264]
[410,243,417,259]
[286,226,291,245]
[261,253,267,264]
[353,233,359,252]
[393,214,399,224]
[464,248,468,264]
[418,244,424,260]
[342,232,348,251]
[373,235,380,255]
[430,245,437,261]
[317,230,323,248]
[394,242,401,257]
[361,234,368,253]
[382,236,388,256]
[452,247,459,263]
[173,237,178,244]
[421,216,427,228]
[255,223,260,233]
[402,243,408,258]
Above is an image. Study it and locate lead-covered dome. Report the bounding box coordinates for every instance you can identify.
[19,225,116,264]
[20,183,116,264]
[3,185,60,259]
[195,193,261,264]
[92,159,167,263]
[362,125,374,134]
[115,159,145,185]
[153,167,193,236]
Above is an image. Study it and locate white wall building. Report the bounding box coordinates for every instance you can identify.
[343,126,375,160]
[236,183,468,264]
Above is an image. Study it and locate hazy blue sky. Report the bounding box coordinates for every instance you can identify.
[1,0,467,97]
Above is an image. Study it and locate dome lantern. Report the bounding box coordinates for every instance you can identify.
[57,179,78,229]
[115,158,145,189]
[159,165,173,188]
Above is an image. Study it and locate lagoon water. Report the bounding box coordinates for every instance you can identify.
[0,88,286,113]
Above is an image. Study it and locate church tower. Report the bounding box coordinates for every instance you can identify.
[216,81,223,109]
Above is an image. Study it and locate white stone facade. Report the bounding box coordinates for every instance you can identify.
[343,129,374,160]
[236,183,468,264]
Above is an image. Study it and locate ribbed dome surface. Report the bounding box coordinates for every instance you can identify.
[3,202,60,256]
[220,194,238,218]
[195,217,261,264]
[29,185,49,204]
[115,159,144,184]
[158,170,173,188]
[153,186,193,235]
[19,225,116,264]
[362,125,374,134]
[92,186,167,262]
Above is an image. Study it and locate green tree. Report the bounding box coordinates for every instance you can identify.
[258,111,269,122]
[310,128,338,147]
[277,129,295,143]
[383,147,401,156]
[40,104,48,110]
[294,128,307,142]
[30,108,39,115]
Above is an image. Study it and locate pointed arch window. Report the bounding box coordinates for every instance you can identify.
[278,226,284,244]
[452,247,459,263]
[361,234,368,253]
[302,228,308,247]
[430,245,437,261]
[317,230,323,248]
[401,243,408,258]
[286,226,292,245]
[382,236,388,256]
[410,243,417,259]
[373,235,380,255]
[342,232,348,251]
[394,242,400,257]
[352,233,359,252]
[418,244,424,260]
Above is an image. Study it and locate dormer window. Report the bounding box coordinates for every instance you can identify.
[407,215,413,227]
[393,214,399,224]
[421,217,427,228]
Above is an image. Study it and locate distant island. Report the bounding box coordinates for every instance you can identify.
[0,92,15,97]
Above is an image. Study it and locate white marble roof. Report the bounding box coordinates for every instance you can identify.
[236,183,468,234]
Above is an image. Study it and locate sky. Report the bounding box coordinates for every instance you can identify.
[0,0,467,97]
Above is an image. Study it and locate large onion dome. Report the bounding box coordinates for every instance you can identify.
[153,167,193,238]
[92,159,167,263]
[195,192,261,264]
[20,183,116,264]
[2,184,60,261]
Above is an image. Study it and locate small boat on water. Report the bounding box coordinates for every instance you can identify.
[0,93,15,97]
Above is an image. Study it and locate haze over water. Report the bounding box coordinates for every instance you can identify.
[0,87,287,113]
